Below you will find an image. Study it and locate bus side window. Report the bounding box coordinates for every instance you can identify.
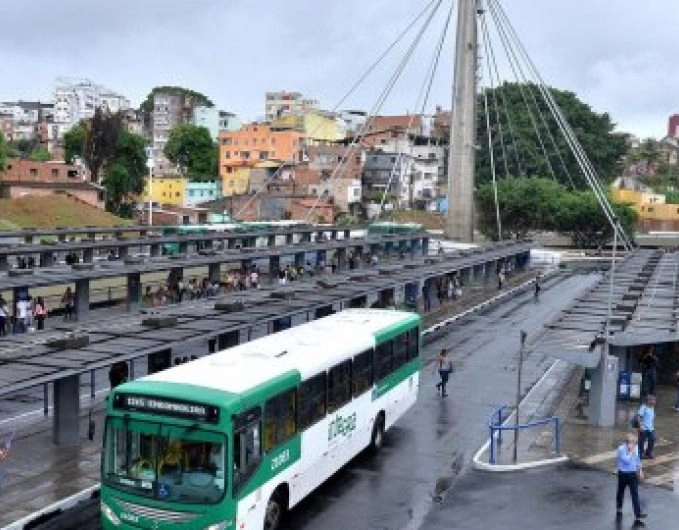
[233,407,262,496]
[408,328,420,359]
[352,349,374,397]
[393,333,408,370]
[263,388,297,453]
[298,372,326,430]
[327,359,352,413]
[375,341,393,381]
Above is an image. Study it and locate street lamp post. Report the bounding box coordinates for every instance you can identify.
[146,147,154,226]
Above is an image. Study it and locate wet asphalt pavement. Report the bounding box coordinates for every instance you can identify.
[39,272,654,530]
[283,273,602,530]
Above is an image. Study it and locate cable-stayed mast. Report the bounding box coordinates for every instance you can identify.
[445,0,482,242]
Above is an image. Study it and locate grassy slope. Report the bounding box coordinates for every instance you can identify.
[0,196,131,230]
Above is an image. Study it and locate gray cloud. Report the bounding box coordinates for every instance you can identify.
[0,0,675,137]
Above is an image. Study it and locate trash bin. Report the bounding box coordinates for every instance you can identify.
[618,371,631,400]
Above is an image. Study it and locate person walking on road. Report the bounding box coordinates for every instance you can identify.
[616,432,646,527]
[534,275,541,302]
[0,431,13,495]
[433,349,453,398]
[637,395,656,459]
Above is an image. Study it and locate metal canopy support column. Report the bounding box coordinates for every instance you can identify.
[74,278,90,320]
[53,375,80,446]
[127,272,141,312]
[294,252,305,271]
[208,263,221,284]
[269,256,280,285]
[150,243,161,257]
[445,0,479,242]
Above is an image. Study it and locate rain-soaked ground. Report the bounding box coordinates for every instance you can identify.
[33,272,679,530]
[283,273,603,529]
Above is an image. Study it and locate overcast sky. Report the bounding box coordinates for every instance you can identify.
[0,0,676,138]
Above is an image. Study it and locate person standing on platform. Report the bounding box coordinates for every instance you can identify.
[616,432,646,527]
[32,297,47,331]
[640,349,659,398]
[637,395,656,459]
[0,295,8,337]
[61,287,75,320]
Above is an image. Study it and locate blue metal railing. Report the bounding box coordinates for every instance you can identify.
[487,404,561,464]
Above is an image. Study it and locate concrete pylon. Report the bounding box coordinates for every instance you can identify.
[445,0,480,242]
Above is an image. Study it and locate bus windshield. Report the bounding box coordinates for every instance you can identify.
[103,418,226,504]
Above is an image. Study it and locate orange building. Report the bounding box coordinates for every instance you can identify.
[219,123,304,195]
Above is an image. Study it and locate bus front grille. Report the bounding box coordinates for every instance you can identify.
[116,499,201,523]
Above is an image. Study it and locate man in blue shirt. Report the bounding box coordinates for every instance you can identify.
[637,395,656,459]
[617,432,646,527]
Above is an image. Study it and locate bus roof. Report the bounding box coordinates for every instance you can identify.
[132,309,420,401]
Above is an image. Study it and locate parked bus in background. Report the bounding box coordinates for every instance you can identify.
[101,309,421,530]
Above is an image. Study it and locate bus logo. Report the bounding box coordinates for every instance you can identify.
[328,412,357,441]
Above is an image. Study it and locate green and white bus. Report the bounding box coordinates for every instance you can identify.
[101,308,422,530]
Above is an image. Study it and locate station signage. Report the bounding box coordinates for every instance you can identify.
[114,393,219,423]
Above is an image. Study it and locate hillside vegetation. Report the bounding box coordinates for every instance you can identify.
[0,196,132,230]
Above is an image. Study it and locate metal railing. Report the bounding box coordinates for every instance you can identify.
[487,404,561,465]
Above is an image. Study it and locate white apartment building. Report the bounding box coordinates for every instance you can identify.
[264,90,319,122]
[53,78,130,130]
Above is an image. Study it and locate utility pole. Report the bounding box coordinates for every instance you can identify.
[445,0,480,242]
[513,330,527,464]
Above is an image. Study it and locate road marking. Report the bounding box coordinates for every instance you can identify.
[645,471,679,486]
[0,387,109,426]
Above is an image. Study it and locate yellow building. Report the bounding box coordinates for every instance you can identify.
[142,176,187,206]
[272,111,346,142]
[222,167,250,197]
[610,179,679,223]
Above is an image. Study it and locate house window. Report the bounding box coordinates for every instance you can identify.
[259,151,268,160]
[51,169,59,177]
[29,168,38,177]
[175,192,180,197]
[225,151,230,159]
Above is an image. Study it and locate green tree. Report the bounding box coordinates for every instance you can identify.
[63,116,147,216]
[476,177,565,240]
[10,139,33,158]
[103,130,147,216]
[28,147,51,162]
[164,124,217,181]
[476,82,627,188]
[83,107,122,182]
[554,191,637,248]
[63,123,87,164]
[0,132,10,171]
[139,86,214,130]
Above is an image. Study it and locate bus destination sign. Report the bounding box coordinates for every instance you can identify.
[114,393,219,423]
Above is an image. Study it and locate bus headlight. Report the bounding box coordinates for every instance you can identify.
[101,501,121,526]
[204,521,233,530]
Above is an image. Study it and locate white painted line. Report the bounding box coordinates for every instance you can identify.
[472,360,570,471]
[644,471,677,486]
[1,484,99,530]
[0,388,109,426]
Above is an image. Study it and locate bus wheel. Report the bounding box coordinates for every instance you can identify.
[370,414,385,451]
[264,490,286,530]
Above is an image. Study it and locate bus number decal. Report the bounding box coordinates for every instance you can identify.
[271,449,290,471]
